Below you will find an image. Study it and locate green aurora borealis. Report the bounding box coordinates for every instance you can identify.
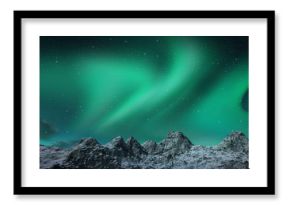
[40,36,248,146]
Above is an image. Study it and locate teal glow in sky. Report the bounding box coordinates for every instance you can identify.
[40,36,248,145]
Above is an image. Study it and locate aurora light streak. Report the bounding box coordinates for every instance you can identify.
[40,36,248,145]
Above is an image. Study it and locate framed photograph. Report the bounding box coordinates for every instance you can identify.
[14,10,275,195]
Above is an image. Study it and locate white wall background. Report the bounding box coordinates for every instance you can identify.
[0,0,288,204]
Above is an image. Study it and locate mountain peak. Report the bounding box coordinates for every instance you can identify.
[142,140,158,154]
[167,131,191,141]
[217,131,248,153]
[159,131,192,155]
[126,136,147,156]
[78,137,99,147]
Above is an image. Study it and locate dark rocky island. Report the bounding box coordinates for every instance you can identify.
[40,131,249,169]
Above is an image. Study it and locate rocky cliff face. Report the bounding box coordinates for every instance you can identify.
[40,131,249,169]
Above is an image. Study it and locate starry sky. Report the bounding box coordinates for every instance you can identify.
[40,36,248,146]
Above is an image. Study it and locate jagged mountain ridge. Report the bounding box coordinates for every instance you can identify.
[40,131,249,169]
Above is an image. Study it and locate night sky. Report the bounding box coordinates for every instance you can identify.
[40,36,248,146]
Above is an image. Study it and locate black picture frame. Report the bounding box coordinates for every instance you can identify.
[14,10,275,195]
